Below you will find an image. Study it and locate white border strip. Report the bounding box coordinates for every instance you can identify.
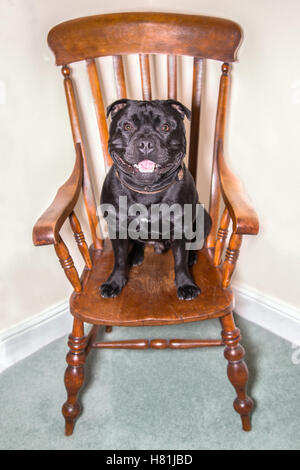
[234,285,300,346]
[0,300,72,373]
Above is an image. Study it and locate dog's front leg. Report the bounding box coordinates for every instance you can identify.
[171,239,200,300]
[100,239,130,298]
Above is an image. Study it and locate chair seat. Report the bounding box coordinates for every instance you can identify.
[70,239,233,326]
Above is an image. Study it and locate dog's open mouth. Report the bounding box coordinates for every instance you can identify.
[111,151,183,175]
[112,152,160,173]
[134,160,157,173]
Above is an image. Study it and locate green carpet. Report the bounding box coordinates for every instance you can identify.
[0,316,299,450]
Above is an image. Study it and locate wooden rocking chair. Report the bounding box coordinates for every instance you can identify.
[33,12,259,436]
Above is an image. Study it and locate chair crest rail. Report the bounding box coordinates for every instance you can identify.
[47,12,242,65]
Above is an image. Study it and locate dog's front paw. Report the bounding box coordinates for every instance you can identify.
[177,284,201,300]
[100,280,125,298]
[128,244,144,267]
[188,250,197,266]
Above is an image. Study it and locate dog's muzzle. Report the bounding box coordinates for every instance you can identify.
[110,150,184,176]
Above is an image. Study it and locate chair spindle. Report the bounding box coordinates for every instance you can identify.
[91,338,224,350]
[69,211,92,269]
[54,235,82,292]
[207,63,230,248]
[113,55,127,98]
[222,233,242,288]
[139,54,152,100]
[213,207,230,266]
[86,59,112,169]
[167,55,177,99]
[62,65,103,250]
[188,57,203,182]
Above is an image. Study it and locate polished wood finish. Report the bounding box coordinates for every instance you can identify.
[222,233,242,288]
[206,63,229,248]
[86,59,112,169]
[33,143,82,246]
[188,57,203,181]
[47,12,242,65]
[92,338,224,349]
[113,55,127,98]
[70,240,233,326]
[54,235,82,292]
[167,55,177,99]
[85,325,99,356]
[93,339,149,350]
[208,63,259,246]
[69,211,92,269]
[139,54,152,100]
[213,207,230,266]
[217,140,259,235]
[62,66,103,250]
[62,318,87,435]
[33,12,260,435]
[221,313,253,431]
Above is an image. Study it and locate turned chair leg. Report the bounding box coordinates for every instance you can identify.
[62,318,87,436]
[221,312,253,431]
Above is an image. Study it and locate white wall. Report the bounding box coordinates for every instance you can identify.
[0,0,299,334]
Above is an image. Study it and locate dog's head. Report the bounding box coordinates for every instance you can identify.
[107,99,191,184]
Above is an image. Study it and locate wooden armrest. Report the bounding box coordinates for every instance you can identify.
[217,141,259,235]
[32,143,83,246]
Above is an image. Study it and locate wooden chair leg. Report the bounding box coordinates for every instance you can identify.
[221,312,253,431]
[62,318,87,436]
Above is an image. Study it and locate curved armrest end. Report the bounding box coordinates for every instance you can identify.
[33,220,56,246]
[222,185,259,235]
[32,143,83,247]
[230,204,259,235]
[217,142,259,236]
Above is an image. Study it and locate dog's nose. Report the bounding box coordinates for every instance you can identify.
[138,139,154,154]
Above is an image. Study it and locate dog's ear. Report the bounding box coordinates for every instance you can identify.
[166,100,191,121]
[106,99,130,119]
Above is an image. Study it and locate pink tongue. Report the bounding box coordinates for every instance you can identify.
[138,159,155,172]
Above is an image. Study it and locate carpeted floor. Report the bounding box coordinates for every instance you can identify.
[0,315,299,450]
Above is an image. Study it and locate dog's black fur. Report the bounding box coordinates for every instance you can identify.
[100,99,211,300]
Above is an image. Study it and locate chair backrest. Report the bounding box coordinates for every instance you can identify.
[47,12,242,250]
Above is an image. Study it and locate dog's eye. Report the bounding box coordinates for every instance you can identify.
[123,122,133,131]
[161,123,170,132]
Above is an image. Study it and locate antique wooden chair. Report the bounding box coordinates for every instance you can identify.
[33,12,259,436]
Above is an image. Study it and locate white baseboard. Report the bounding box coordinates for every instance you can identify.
[1,287,300,373]
[233,285,300,346]
[0,300,72,373]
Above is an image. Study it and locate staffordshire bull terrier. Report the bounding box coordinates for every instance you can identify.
[100,98,211,300]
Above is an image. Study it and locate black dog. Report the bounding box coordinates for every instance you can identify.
[100,99,211,300]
